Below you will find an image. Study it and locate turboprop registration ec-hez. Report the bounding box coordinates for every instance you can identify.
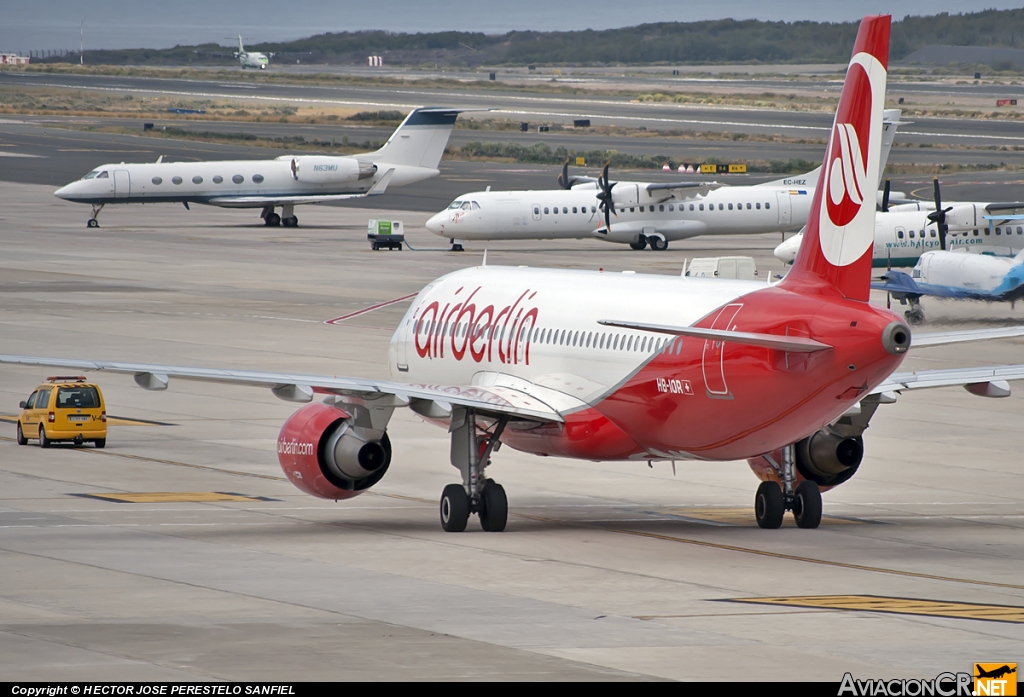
[7,16,1024,532]
[424,112,904,252]
[54,107,463,228]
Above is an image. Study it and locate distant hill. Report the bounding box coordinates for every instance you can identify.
[28,8,1024,68]
[900,44,1024,69]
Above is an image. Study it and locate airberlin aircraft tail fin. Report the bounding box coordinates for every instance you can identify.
[781,15,890,302]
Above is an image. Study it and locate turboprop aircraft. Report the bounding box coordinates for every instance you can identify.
[774,178,1024,267]
[873,248,1024,323]
[7,16,1024,532]
[54,107,464,228]
[424,111,904,251]
[235,36,271,70]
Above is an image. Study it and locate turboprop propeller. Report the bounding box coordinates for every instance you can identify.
[596,162,617,230]
[926,177,952,250]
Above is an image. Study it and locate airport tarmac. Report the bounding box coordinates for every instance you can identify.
[1,180,1023,681]
[5,71,1024,146]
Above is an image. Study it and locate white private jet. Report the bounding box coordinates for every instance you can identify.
[424,111,904,251]
[235,36,271,70]
[774,179,1024,267]
[55,108,464,228]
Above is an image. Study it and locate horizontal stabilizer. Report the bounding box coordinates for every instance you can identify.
[597,320,832,353]
[912,325,1024,347]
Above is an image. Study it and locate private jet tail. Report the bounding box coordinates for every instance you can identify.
[238,35,245,54]
[362,108,463,170]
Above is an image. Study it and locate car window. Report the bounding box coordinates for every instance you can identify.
[36,388,51,409]
[24,391,38,409]
[57,386,100,409]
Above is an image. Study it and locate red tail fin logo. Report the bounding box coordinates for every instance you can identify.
[825,65,871,227]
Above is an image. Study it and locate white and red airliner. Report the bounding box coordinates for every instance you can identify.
[5,15,1024,531]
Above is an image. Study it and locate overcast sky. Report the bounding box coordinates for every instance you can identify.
[2,1,1021,52]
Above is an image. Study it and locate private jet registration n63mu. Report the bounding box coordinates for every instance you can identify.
[6,15,1024,532]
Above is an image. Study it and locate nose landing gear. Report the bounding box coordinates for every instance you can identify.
[87,204,104,228]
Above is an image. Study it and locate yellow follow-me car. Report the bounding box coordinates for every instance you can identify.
[17,376,107,448]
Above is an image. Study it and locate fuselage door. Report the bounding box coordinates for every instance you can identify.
[702,303,743,398]
[776,191,792,226]
[113,170,130,198]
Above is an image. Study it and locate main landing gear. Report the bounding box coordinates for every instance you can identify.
[904,297,925,325]
[629,234,669,251]
[439,408,509,532]
[449,239,465,252]
[87,204,104,228]
[754,444,822,529]
[261,205,298,228]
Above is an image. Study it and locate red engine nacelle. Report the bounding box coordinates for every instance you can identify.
[277,402,391,500]
[747,430,863,492]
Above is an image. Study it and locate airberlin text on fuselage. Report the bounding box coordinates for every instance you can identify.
[414,286,540,365]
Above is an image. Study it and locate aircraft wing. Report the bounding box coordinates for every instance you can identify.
[913,326,1024,346]
[870,364,1024,395]
[0,354,564,424]
[871,270,992,300]
[206,168,396,208]
[645,182,724,199]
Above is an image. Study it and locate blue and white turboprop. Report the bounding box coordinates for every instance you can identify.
[872,247,1024,324]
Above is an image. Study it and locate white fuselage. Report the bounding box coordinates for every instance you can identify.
[914,251,1023,293]
[775,206,1024,268]
[54,157,431,208]
[425,181,813,246]
[386,265,758,407]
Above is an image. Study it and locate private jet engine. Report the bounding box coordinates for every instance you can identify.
[286,156,377,185]
[277,402,391,499]
[747,429,864,491]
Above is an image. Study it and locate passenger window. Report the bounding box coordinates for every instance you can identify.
[639,206,644,212]
[974,230,979,236]
[930,230,936,237]
[172,176,183,185]
[630,207,635,212]
[1018,227,1023,234]
[719,204,724,210]
[544,207,549,214]
[57,386,99,408]
[553,207,558,214]
[152,177,162,185]
[232,175,244,184]
[37,389,51,409]
[572,207,578,213]
[756,202,761,209]
[24,391,37,409]
[766,202,770,209]
[213,175,223,184]
[591,206,596,213]
[897,230,904,239]
[996,227,1002,235]
[562,207,568,214]
[699,204,704,211]
[728,203,733,210]
[659,205,665,212]
[668,204,674,211]
[192,176,203,184]
[909,231,915,238]
[746,203,752,210]
[689,204,694,211]
[986,229,991,235]
[253,174,264,184]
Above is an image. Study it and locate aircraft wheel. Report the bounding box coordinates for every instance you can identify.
[478,480,508,532]
[440,484,470,532]
[16,422,27,446]
[754,481,784,529]
[450,244,464,252]
[792,480,822,529]
[649,237,668,251]
[266,213,281,227]
[39,426,51,449]
[87,219,99,228]
[905,309,924,325]
[630,236,647,251]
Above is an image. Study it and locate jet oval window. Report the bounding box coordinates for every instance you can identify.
[192,175,203,184]
[544,207,550,214]
[668,204,674,211]
[746,203,752,209]
[562,207,567,214]
[897,230,904,239]
[232,174,244,184]
[659,204,665,212]
[728,203,733,210]
[756,202,761,209]
[151,176,162,185]
[765,202,770,209]
[252,174,264,184]
[572,207,578,214]
[699,204,704,211]
[172,176,183,185]
[213,175,223,184]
